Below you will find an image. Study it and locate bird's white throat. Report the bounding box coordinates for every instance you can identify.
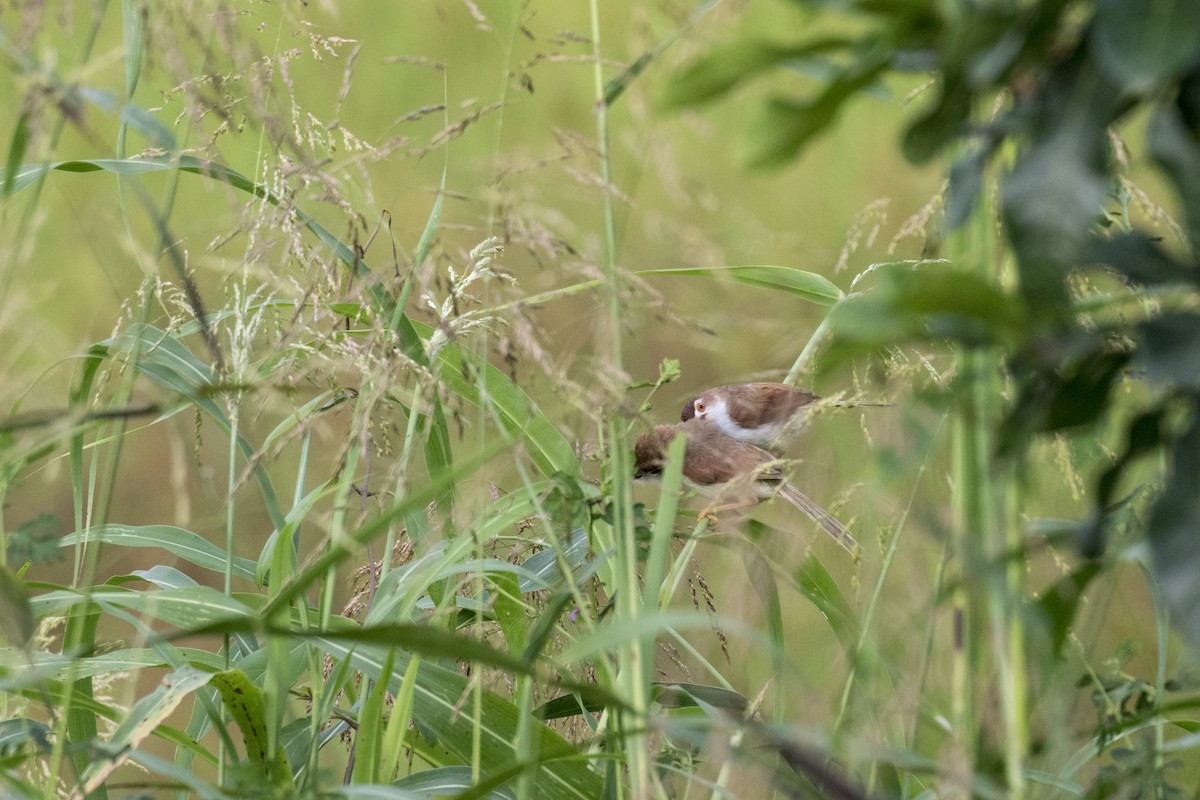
[702,396,787,445]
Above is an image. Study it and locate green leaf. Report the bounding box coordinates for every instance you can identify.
[211,669,294,789]
[78,87,175,150]
[744,48,890,167]
[0,718,52,754]
[134,565,200,590]
[392,766,516,799]
[297,622,535,677]
[8,513,62,566]
[521,590,576,666]
[2,111,30,200]
[61,524,257,581]
[903,73,971,163]
[0,646,225,681]
[121,0,145,97]
[31,586,256,631]
[1000,53,1123,313]
[796,556,858,648]
[946,137,1000,229]
[1148,413,1200,651]
[535,682,748,720]
[1035,562,1103,657]
[826,264,1026,354]
[1092,0,1200,94]
[1137,312,1200,390]
[663,37,858,108]
[314,639,603,800]
[490,571,528,655]
[405,161,455,492]
[78,666,214,794]
[638,265,842,305]
[1149,95,1200,249]
[1087,232,1198,287]
[654,683,750,713]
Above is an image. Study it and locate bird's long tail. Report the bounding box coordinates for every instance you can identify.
[779,484,857,552]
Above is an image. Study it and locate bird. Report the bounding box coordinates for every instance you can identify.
[633,417,855,551]
[681,382,890,450]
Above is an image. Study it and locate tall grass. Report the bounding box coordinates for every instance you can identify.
[1,2,1196,799]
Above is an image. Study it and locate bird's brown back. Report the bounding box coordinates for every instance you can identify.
[722,383,819,427]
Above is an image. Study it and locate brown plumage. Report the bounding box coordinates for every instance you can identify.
[682,382,890,450]
[633,417,855,551]
[681,383,820,449]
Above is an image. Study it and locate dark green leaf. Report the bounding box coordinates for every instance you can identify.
[746,53,888,167]
[663,37,858,108]
[903,73,972,163]
[1001,51,1124,314]
[2,111,30,200]
[1137,312,1200,390]
[1149,411,1200,651]
[1148,90,1200,249]
[999,333,1130,456]
[653,683,750,713]
[946,137,1000,229]
[1034,562,1103,656]
[1092,0,1200,94]
[1043,350,1129,430]
[1087,232,1198,287]
[828,265,1025,349]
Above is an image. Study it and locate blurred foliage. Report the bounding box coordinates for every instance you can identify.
[4,0,1200,797]
[669,0,1200,651]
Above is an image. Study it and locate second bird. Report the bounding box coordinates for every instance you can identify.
[681,382,820,450]
[634,417,855,551]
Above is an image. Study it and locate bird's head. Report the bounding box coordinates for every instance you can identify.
[633,424,679,480]
[681,392,713,422]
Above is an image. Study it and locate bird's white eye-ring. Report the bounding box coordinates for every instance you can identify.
[694,400,706,414]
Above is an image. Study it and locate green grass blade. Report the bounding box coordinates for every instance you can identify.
[795,555,859,650]
[411,321,578,478]
[104,323,285,530]
[638,265,843,304]
[211,669,293,790]
[314,639,603,800]
[31,586,256,630]
[77,666,213,794]
[61,525,257,581]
